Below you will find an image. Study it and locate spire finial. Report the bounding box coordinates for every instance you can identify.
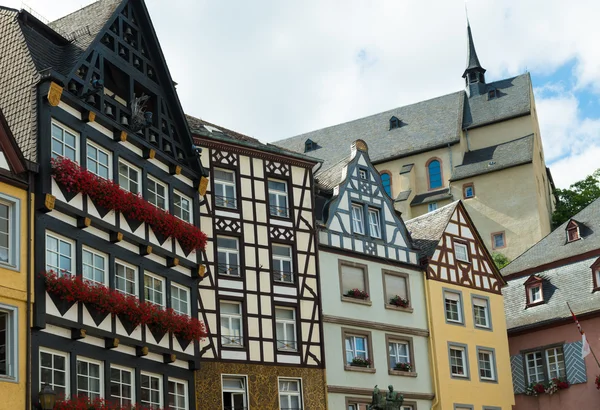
[462,9,487,95]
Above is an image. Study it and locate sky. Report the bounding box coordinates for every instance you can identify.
[4,0,600,188]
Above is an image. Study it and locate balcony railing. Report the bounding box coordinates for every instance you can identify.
[273,270,294,284]
[269,205,289,218]
[277,339,298,351]
[218,264,240,277]
[215,195,237,209]
[221,335,244,346]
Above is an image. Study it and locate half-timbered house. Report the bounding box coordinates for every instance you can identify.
[314,140,433,410]
[188,116,328,410]
[0,1,209,407]
[405,201,514,410]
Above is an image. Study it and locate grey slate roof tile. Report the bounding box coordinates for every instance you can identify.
[396,189,411,202]
[451,134,534,181]
[410,188,453,206]
[405,201,459,259]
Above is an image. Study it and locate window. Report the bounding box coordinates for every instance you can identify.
[449,345,468,378]
[268,179,289,218]
[147,176,168,210]
[0,306,17,378]
[46,233,74,276]
[454,242,469,262]
[110,366,134,406]
[304,139,315,153]
[428,202,438,212]
[463,183,474,199]
[351,204,364,235]
[144,273,165,306]
[525,351,545,383]
[567,226,579,242]
[339,261,368,299]
[279,378,302,410]
[77,358,103,399]
[272,244,293,283]
[528,285,542,304]
[141,372,162,409]
[380,172,392,196]
[168,378,188,410]
[171,283,190,316]
[220,301,243,347]
[275,307,297,351]
[222,376,247,410]
[173,191,192,223]
[214,168,237,209]
[472,297,490,329]
[217,237,240,277]
[115,261,137,296]
[427,159,442,189]
[0,195,18,268]
[118,159,140,194]
[383,272,410,308]
[359,169,367,180]
[491,232,505,249]
[368,208,381,238]
[40,349,68,396]
[389,341,410,370]
[488,89,497,99]
[346,401,370,410]
[82,248,107,285]
[444,290,463,324]
[389,116,401,130]
[477,349,496,381]
[345,334,369,365]
[594,267,600,291]
[51,121,78,161]
[86,141,111,179]
[546,347,566,379]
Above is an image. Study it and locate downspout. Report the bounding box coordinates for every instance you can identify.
[25,171,32,410]
[424,266,440,410]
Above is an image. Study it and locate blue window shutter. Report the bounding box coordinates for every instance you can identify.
[510,354,526,394]
[564,341,587,385]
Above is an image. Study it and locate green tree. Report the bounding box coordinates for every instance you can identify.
[492,252,510,269]
[552,169,600,228]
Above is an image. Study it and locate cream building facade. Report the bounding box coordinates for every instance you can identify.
[276,22,555,261]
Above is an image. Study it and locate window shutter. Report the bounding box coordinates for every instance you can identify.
[564,341,587,385]
[341,266,365,292]
[385,275,407,300]
[510,354,526,394]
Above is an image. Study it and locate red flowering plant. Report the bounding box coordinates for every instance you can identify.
[42,271,207,341]
[350,357,372,367]
[389,295,410,308]
[595,374,600,390]
[394,362,412,372]
[345,288,369,300]
[54,395,161,409]
[51,157,207,253]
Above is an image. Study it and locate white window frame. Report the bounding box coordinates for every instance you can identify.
[82,247,108,286]
[51,120,78,161]
[115,260,137,296]
[214,168,237,209]
[147,175,168,210]
[168,377,189,410]
[217,236,240,277]
[545,347,566,379]
[272,244,293,283]
[39,348,69,397]
[0,303,18,380]
[528,285,542,304]
[351,204,364,235]
[278,377,303,410]
[454,242,469,262]
[140,371,163,409]
[428,202,438,212]
[174,191,193,223]
[525,351,544,383]
[220,301,243,347]
[45,232,75,277]
[171,283,191,316]
[368,208,381,238]
[110,365,135,407]
[144,272,165,307]
[359,169,367,180]
[76,357,103,400]
[478,349,495,381]
[345,335,368,365]
[118,158,141,194]
[221,375,248,410]
[389,341,410,370]
[0,194,19,270]
[268,179,289,218]
[275,307,297,351]
[472,297,490,329]
[449,346,467,378]
[86,140,112,180]
[444,291,462,323]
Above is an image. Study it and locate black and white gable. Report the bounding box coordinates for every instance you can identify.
[318,140,418,265]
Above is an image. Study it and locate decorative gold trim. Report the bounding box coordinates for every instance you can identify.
[198,265,206,277]
[323,314,429,337]
[44,194,56,211]
[136,346,149,357]
[87,111,96,123]
[175,166,182,175]
[327,385,434,401]
[148,149,156,159]
[198,176,209,196]
[119,131,127,142]
[47,82,63,106]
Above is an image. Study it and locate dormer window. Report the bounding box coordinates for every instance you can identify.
[566,220,581,243]
[487,88,497,100]
[304,139,316,153]
[389,116,401,130]
[524,276,544,307]
[591,258,600,292]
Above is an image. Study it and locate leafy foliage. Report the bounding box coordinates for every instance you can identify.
[552,169,600,228]
[491,252,511,269]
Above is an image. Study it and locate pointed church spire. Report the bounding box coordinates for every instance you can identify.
[462,16,486,96]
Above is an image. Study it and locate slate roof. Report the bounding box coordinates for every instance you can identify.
[274,74,532,174]
[502,197,600,276]
[410,188,453,206]
[451,134,534,181]
[405,201,459,259]
[463,23,485,75]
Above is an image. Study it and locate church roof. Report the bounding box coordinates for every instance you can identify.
[463,22,485,77]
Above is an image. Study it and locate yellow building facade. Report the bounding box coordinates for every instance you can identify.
[0,110,32,409]
[407,201,514,410]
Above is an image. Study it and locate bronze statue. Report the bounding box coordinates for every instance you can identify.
[368,385,404,409]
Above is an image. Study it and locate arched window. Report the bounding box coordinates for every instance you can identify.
[427,159,442,189]
[380,172,391,196]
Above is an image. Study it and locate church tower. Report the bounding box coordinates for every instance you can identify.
[462,20,487,96]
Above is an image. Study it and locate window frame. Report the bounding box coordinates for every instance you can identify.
[351,204,365,235]
[173,190,193,224]
[448,342,470,380]
[275,306,297,352]
[338,260,370,305]
[51,120,79,162]
[45,231,75,277]
[118,158,141,195]
[115,260,137,296]
[593,259,600,292]
[471,295,492,331]
[219,301,244,348]
[170,282,191,316]
[527,284,543,306]
[462,183,474,199]
[0,194,20,270]
[168,377,189,410]
[359,169,368,180]
[567,226,580,242]
[86,140,112,180]
[522,344,566,384]
[109,365,135,407]
[278,377,303,410]
[140,371,163,409]
[81,247,108,286]
[367,208,381,239]
[268,179,290,219]
[39,348,69,397]
[476,346,497,382]
[217,236,240,277]
[342,328,375,373]
[428,202,438,212]
[76,356,104,400]
[380,171,392,197]
[386,334,416,376]
[545,346,566,380]
[0,303,18,380]
[221,375,248,410]
[382,270,412,311]
[146,174,168,210]
[345,397,371,410]
[491,231,506,250]
[272,244,294,284]
[213,168,238,210]
[453,240,470,263]
[426,157,443,190]
[443,289,465,325]
[143,271,165,307]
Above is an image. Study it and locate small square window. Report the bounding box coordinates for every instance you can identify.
[492,232,505,249]
[454,242,469,262]
[449,344,469,378]
[359,169,368,180]
[82,248,107,286]
[567,227,579,242]
[386,335,414,374]
[86,141,111,179]
[147,175,168,210]
[488,89,497,99]
[343,328,373,369]
[463,184,474,199]
[118,159,141,194]
[528,284,542,304]
[428,202,438,212]
[52,121,78,161]
[46,232,75,277]
[444,290,463,324]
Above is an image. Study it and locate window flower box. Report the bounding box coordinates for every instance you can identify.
[350,357,372,368]
[346,288,369,300]
[394,362,412,372]
[525,378,569,396]
[51,157,207,253]
[54,395,162,409]
[389,295,410,308]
